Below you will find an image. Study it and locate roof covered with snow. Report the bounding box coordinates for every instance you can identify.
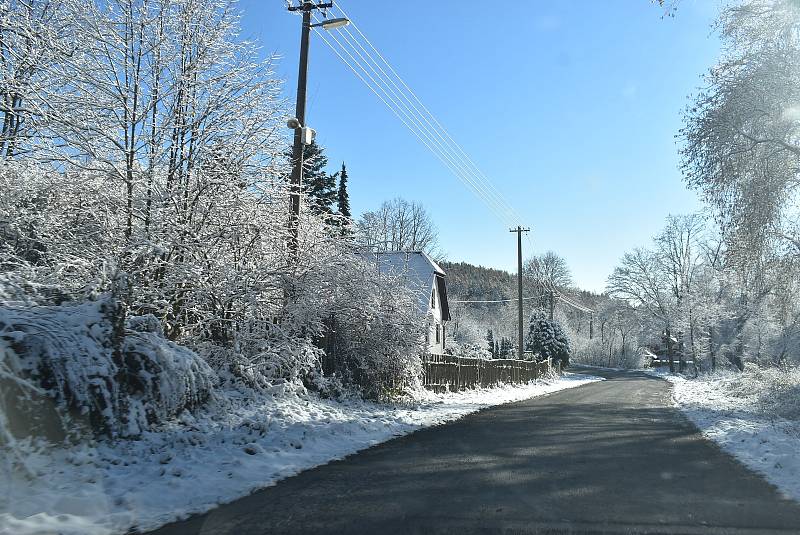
[358,251,446,314]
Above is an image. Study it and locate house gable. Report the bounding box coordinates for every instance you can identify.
[358,250,451,354]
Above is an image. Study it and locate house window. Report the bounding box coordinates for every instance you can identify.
[431,287,436,309]
[435,323,440,344]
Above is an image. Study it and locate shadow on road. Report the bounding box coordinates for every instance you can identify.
[148,368,800,535]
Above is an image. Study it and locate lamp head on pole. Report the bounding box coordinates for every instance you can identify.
[310,17,350,30]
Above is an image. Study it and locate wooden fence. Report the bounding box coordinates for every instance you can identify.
[422,354,558,393]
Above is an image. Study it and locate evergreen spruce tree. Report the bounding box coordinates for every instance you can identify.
[486,329,495,357]
[525,310,570,367]
[499,337,511,358]
[337,162,351,218]
[334,162,353,235]
[286,141,337,215]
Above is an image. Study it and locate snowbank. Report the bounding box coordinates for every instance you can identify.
[654,368,800,502]
[0,373,601,535]
[0,300,216,440]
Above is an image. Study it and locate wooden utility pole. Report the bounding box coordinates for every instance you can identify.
[287,1,333,254]
[510,226,530,358]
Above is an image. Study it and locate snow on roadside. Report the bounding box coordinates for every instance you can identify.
[572,363,629,372]
[652,370,800,502]
[1,372,601,535]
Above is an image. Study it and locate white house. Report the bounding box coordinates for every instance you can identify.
[362,251,451,355]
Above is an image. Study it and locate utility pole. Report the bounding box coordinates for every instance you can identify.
[287,1,333,254]
[510,226,530,359]
[589,313,594,340]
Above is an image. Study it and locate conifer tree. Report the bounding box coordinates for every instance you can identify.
[486,329,495,357]
[337,162,351,219]
[287,141,337,215]
[525,310,570,367]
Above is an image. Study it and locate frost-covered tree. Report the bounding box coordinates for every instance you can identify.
[525,311,570,368]
[286,140,338,217]
[681,0,800,263]
[523,251,573,310]
[524,251,573,290]
[356,197,440,256]
[678,1,800,371]
[0,0,76,159]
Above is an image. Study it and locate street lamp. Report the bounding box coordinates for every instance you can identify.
[286,2,350,255]
[311,17,350,30]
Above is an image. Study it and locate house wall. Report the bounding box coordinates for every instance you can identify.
[426,279,446,355]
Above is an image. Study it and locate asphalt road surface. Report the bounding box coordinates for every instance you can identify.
[148,368,800,534]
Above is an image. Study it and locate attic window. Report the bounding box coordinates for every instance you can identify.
[431,287,436,309]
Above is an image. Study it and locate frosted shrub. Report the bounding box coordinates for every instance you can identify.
[525,312,571,368]
[319,257,426,401]
[203,337,323,392]
[571,337,607,367]
[0,298,217,440]
[445,342,492,360]
[718,364,800,421]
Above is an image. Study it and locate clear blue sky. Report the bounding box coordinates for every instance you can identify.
[238,1,721,293]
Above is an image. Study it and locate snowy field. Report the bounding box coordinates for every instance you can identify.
[1,373,601,535]
[647,368,800,503]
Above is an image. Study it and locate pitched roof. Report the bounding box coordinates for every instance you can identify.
[359,251,446,314]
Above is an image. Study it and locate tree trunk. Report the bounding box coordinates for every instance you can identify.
[666,327,675,373]
[709,325,716,372]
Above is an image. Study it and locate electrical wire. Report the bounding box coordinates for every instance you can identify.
[312,15,516,228]
[451,296,542,304]
[332,2,527,227]
[315,19,516,227]
[311,5,526,229]
[554,291,595,313]
[329,9,522,227]
[311,25,516,227]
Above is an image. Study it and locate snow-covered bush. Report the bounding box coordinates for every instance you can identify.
[200,336,322,392]
[316,256,426,401]
[714,364,800,421]
[525,312,571,368]
[0,298,217,441]
[570,336,645,369]
[445,341,492,360]
[570,337,606,367]
[0,0,432,417]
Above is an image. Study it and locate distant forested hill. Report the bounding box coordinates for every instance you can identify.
[439,261,514,302]
[440,260,603,354]
[439,261,517,349]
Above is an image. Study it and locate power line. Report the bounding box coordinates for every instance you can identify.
[312,14,517,228]
[451,296,540,304]
[333,25,521,227]
[554,291,595,313]
[453,292,594,315]
[330,3,525,226]
[312,5,526,229]
[311,25,517,228]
